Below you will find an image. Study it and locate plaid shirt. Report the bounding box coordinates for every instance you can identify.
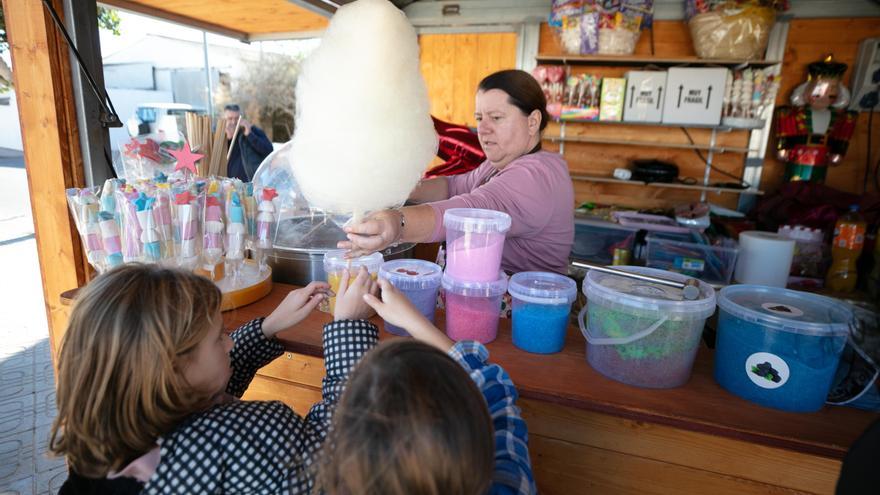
[449,341,538,495]
[59,318,378,495]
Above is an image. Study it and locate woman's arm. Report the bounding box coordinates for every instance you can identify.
[408,177,449,204]
[338,204,437,258]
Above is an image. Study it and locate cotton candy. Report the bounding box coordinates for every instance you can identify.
[290,0,438,221]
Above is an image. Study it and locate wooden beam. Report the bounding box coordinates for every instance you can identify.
[2,0,89,358]
[100,0,250,41]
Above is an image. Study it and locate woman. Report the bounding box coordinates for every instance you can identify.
[340,69,574,275]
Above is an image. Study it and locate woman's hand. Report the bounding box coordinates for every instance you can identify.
[334,267,379,321]
[262,281,331,338]
[364,278,454,352]
[337,209,401,258]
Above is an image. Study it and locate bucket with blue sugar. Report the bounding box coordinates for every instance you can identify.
[509,271,578,354]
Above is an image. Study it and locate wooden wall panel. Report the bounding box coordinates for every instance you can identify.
[3,0,88,360]
[766,18,880,195]
[420,32,518,128]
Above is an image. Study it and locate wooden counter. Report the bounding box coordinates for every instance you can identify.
[225,284,877,495]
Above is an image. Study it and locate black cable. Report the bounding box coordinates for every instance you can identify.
[41,0,122,128]
[680,127,751,189]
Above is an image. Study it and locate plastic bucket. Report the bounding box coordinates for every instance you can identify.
[323,249,383,313]
[509,271,578,354]
[578,266,716,388]
[443,208,511,282]
[442,271,508,344]
[379,259,442,336]
[714,285,852,412]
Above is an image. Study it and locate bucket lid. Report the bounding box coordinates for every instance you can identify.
[323,249,384,272]
[441,271,508,297]
[584,266,716,319]
[443,208,512,234]
[509,271,577,305]
[379,259,443,290]
[718,285,853,336]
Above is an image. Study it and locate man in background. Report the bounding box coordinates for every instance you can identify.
[224,103,274,181]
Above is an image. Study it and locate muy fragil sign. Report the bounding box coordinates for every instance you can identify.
[662,68,729,126]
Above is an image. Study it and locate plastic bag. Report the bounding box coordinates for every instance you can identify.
[688,4,775,60]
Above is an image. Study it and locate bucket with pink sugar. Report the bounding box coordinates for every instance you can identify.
[441,208,512,344]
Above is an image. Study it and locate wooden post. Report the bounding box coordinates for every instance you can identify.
[2,0,88,360]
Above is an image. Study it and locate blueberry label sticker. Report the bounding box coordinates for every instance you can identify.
[746,352,790,389]
[761,302,804,317]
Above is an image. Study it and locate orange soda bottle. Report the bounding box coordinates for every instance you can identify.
[826,205,866,292]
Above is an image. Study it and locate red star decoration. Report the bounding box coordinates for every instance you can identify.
[169,141,204,176]
[123,138,141,157]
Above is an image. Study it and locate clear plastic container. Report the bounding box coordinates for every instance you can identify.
[571,218,638,265]
[578,266,716,388]
[715,285,852,413]
[444,208,511,282]
[645,231,739,286]
[442,272,508,344]
[379,259,442,337]
[509,271,578,354]
[323,249,383,314]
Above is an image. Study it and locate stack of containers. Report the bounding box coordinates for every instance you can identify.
[441,208,511,344]
[509,272,578,354]
[378,259,443,336]
[323,249,384,314]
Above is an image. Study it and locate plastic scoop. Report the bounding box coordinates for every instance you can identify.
[570,260,702,301]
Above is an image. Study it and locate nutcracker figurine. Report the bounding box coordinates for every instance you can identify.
[775,55,857,183]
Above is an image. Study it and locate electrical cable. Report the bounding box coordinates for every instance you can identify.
[680,127,751,189]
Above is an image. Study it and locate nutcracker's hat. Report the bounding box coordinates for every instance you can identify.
[807,55,848,80]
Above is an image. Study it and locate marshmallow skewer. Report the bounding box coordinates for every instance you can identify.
[255,187,278,273]
[226,191,247,282]
[138,198,163,262]
[203,191,225,279]
[98,211,123,268]
[174,190,200,270]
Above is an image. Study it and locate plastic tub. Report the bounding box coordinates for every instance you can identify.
[444,208,511,282]
[509,271,578,354]
[379,259,442,336]
[323,249,383,314]
[645,231,739,286]
[714,285,852,412]
[442,272,508,344]
[578,266,716,388]
[571,218,638,265]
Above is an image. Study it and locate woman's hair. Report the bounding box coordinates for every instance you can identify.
[49,264,222,478]
[318,340,495,495]
[478,69,549,131]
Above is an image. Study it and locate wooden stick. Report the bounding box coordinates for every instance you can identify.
[226,115,241,162]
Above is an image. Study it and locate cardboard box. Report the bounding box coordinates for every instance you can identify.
[661,68,729,126]
[599,77,626,121]
[623,71,667,123]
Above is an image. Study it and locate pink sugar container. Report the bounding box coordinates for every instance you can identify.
[442,271,508,344]
[444,208,512,282]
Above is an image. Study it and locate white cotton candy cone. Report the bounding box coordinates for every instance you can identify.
[290,0,438,220]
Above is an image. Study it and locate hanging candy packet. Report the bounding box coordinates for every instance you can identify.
[65,187,108,273]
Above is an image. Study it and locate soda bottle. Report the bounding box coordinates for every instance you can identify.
[826,205,866,292]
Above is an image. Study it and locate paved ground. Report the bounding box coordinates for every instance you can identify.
[0,148,67,495]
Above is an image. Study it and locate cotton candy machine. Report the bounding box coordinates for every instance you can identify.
[252,143,414,286]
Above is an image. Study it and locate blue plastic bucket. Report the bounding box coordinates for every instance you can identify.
[508,271,578,354]
[714,285,853,413]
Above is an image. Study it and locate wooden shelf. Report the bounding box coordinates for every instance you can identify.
[545,135,753,154]
[536,53,782,68]
[570,174,764,195]
[550,119,755,131]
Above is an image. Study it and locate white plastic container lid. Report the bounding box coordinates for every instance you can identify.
[584,266,716,320]
[442,271,508,297]
[718,285,853,336]
[443,208,512,234]
[509,271,577,305]
[323,249,384,272]
[379,259,442,290]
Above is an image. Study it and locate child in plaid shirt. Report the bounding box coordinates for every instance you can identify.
[318,277,536,495]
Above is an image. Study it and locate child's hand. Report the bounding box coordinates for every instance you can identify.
[262,281,331,338]
[334,267,379,321]
[364,278,454,351]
